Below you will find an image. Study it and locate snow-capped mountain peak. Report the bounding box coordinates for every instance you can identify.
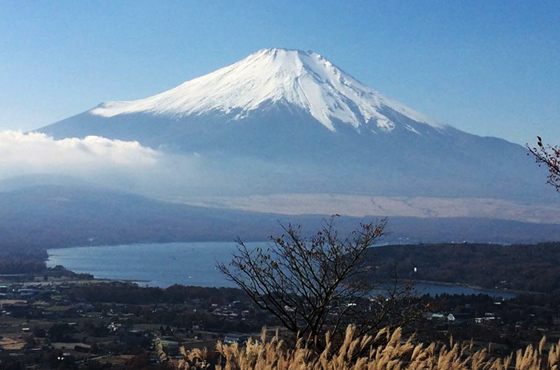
[37,48,555,206]
[90,48,445,132]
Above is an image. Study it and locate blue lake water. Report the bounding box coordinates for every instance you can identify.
[47,242,244,288]
[46,242,514,298]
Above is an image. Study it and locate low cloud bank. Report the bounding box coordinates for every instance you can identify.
[0,131,159,170]
[0,131,286,197]
[0,131,176,193]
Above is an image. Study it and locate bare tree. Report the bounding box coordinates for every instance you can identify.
[217,217,420,348]
[528,136,560,191]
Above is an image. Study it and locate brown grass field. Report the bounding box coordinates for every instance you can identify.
[179,326,560,370]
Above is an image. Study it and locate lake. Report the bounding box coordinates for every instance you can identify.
[46,242,515,298]
[47,242,243,288]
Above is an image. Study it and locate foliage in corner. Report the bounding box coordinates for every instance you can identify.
[528,136,560,191]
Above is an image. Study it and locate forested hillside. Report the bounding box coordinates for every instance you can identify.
[367,242,560,293]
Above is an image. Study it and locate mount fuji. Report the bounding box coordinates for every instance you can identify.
[37,48,555,208]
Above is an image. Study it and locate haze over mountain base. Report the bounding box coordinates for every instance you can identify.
[1,185,560,248]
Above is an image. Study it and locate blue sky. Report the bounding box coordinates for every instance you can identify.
[0,1,558,145]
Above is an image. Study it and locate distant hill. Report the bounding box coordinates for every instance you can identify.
[0,185,272,248]
[1,186,559,251]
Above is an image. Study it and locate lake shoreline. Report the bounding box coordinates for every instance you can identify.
[46,242,516,298]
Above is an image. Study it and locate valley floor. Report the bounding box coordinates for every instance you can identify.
[0,271,559,369]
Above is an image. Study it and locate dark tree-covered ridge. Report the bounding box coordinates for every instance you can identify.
[365,242,560,293]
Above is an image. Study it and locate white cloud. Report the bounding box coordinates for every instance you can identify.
[0,131,159,169]
[0,131,238,197]
[0,131,166,188]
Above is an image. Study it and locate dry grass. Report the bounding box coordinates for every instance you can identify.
[179,326,560,370]
[0,335,25,351]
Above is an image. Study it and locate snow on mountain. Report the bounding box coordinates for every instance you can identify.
[90,48,446,133]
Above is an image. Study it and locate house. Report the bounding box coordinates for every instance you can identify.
[224,333,249,344]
